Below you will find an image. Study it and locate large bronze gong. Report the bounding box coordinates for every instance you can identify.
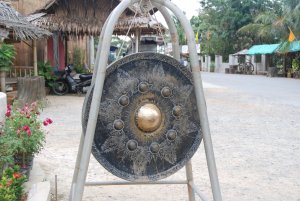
[83,53,202,181]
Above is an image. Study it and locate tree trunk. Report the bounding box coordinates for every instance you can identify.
[17,76,46,105]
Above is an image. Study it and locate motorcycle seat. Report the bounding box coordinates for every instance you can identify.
[79,74,92,81]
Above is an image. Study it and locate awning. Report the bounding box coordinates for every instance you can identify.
[233,49,248,56]
[277,40,300,53]
[247,44,280,55]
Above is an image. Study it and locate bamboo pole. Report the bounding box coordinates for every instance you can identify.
[33,40,38,76]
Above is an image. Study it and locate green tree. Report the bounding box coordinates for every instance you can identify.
[172,16,186,45]
[191,0,281,57]
[239,0,300,44]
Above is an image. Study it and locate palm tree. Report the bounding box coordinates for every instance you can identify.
[239,0,300,43]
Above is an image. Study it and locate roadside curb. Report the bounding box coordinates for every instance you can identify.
[25,161,51,201]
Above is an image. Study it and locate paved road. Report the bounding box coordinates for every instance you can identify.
[37,72,300,201]
[202,72,300,107]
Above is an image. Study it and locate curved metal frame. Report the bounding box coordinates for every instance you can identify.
[70,1,222,201]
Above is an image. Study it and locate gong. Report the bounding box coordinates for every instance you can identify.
[83,53,202,181]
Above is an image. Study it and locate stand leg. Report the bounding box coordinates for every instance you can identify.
[186,161,196,201]
[68,1,222,200]
[155,1,222,200]
[69,132,84,201]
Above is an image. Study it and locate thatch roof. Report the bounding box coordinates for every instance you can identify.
[0,1,51,40]
[114,16,166,35]
[31,0,163,36]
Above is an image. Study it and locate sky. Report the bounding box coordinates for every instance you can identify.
[171,0,201,19]
[156,0,201,26]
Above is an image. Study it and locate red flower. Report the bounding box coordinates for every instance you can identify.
[26,129,31,136]
[13,172,22,179]
[43,118,53,126]
[5,110,11,117]
[22,125,30,131]
[7,104,11,111]
[46,118,53,124]
[43,121,48,126]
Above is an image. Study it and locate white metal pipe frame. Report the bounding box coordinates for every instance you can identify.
[69,0,222,201]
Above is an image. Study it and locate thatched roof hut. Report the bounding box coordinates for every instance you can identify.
[0,1,51,40]
[114,16,166,35]
[31,0,165,36]
[31,0,132,36]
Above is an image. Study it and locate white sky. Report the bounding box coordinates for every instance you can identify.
[156,0,200,26]
[171,0,200,19]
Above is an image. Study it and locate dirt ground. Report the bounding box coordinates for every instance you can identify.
[37,73,300,201]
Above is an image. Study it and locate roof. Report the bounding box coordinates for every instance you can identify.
[247,44,280,55]
[0,1,51,40]
[277,40,300,53]
[114,16,166,35]
[233,49,248,56]
[288,40,300,52]
[247,41,300,55]
[31,0,161,36]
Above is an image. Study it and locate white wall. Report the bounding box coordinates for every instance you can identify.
[202,54,267,74]
[201,55,211,72]
[0,92,7,125]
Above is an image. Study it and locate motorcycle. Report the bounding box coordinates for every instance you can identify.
[52,64,92,95]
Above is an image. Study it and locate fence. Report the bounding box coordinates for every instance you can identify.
[200,55,267,74]
[8,66,34,78]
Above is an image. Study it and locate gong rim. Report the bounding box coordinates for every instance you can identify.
[82,52,202,181]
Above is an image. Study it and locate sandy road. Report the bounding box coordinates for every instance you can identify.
[37,73,300,201]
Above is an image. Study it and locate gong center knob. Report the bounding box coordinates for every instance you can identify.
[136,103,162,132]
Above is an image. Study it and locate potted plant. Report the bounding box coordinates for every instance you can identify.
[0,165,27,201]
[0,44,16,92]
[38,61,57,94]
[0,130,16,176]
[2,102,52,176]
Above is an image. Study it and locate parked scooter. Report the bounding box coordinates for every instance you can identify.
[52,64,92,95]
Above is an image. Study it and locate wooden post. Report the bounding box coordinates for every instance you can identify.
[44,40,48,62]
[135,29,140,53]
[0,71,6,92]
[33,40,38,76]
[86,36,90,68]
[89,36,95,69]
[65,36,68,66]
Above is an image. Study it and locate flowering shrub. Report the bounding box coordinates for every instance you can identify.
[0,102,52,168]
[0,166,27,201]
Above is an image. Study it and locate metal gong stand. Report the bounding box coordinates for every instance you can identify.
[69,0,222,201]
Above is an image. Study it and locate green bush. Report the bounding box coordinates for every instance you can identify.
[2,102,52,167]
[292,58,300,72]
[0,44,16,72]
[0,166,27,201]
[38,61,57,87]
[0,133,16,174]
[73,47,87,73]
